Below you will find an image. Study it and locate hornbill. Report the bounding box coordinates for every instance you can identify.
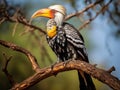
[32,5,96,90]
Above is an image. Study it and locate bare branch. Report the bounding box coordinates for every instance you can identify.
[0,40,40,72]
[0,18,5,24]
[10,60,120,90]
[12,22,18,36]
[2,53,16,86]
[79,0,112,30]
[107,66,115,73]
[65,0,104,20]
[7,16,46,34]
[31,32,53,63]
[0,5,46,34]
[0,39,119,90]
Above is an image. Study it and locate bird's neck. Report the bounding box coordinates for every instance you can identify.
[54,12,65,26]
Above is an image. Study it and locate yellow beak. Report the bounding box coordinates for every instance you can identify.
[31,8,55,18]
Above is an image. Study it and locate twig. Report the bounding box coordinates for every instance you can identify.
[0,18,5,24]
[0,40,40,72]
[19,18,46,34]
[107,66,115,73]
[10,60,120,90]
[20,18,33,36]
[31,32,53,63]
[79,0,112,30]
[65,0,104,20]
[12,22,18,36]
[8,16,46,34]
[2,53,15,86]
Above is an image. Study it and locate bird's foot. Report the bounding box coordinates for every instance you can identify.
[63,59,71,67]
[51,61,60,76]
[51,61,58,70]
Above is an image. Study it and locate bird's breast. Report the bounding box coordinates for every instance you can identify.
[47,25,57,38]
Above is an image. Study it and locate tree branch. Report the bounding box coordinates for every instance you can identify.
[0,1,119,90]
[2,53,16,86]
[107,66,115,73]
[65,0,104,20]
[10,60,120,90]
[1,0,112,35]
[1,0,110,35]
[0,40,120,90]
[79,0,112,30]
[0,40,40,72]
[0,4,46,34]
[7,16,46,34]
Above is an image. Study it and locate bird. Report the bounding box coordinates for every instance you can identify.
[32,5,96,90]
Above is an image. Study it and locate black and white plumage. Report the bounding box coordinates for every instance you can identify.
[46,19,95,90]
[32,5,96,90]
[47,19,88,62]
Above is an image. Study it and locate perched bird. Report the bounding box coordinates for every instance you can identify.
[32,5,96,90]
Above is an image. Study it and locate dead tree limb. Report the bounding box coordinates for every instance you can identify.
[7,16,46,34]
[0,40,40,72]
[65,0,104,20]
[1,0,112,35]
[0,40,120,90]
[2,53,16,86]
[79,0,112,30]
[10,60,120,90]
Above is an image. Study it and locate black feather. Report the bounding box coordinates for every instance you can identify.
[46,19,96,90]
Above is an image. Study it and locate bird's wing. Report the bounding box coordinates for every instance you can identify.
[62,22,89,62]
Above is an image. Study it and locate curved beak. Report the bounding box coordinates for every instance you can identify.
[31,8,55,19]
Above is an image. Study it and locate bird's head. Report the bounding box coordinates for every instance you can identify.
[32,5,66,26]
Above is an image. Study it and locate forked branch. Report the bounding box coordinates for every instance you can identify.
[10,60,120,90]
[0,40,120,90]
[0,40,40,72]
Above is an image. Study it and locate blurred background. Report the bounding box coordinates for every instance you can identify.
[0,0,120,90]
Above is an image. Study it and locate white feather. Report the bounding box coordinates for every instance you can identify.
[48,5,66,26]
[54,12,64,26]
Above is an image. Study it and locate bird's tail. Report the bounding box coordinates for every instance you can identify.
[78,70,96,90]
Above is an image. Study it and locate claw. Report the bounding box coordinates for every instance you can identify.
[51,60,60,76]
[63,59,71,67]
[51,58,62,70]
[51,61,59,70]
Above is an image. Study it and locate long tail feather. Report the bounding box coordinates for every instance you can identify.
[78,70,96,90]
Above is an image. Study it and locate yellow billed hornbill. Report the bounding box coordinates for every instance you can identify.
[32,5,96,90]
